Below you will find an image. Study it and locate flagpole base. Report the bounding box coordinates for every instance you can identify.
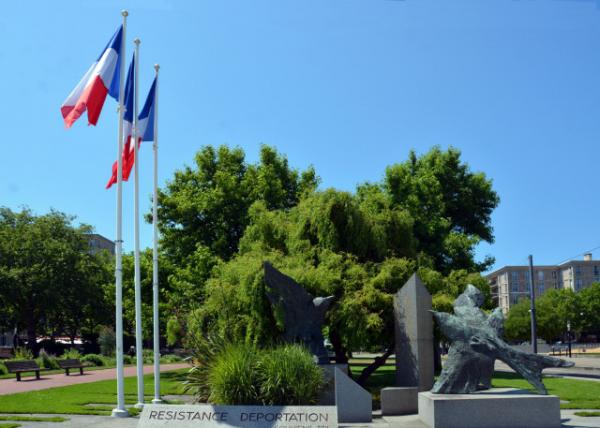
[111,408,129,418]
[151,398,163,404]
[135,402,145,410]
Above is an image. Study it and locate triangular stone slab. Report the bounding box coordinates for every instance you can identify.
[394,273,434,391]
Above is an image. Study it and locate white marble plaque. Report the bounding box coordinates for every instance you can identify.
[138,404,338,428]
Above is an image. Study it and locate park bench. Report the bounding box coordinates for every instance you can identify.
[57,359,88,376]
[5,360,48,381]
[0,348,13,359]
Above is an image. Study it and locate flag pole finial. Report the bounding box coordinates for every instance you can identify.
[134,38,141,45]
[154,64,160,72]
[121,10,128,17]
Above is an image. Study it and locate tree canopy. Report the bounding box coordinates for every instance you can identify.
[505,285,600,343]
[0,208,113,351]
[154,145,318,264]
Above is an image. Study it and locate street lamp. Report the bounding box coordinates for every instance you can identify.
[567,320,572,358]
[567,312,584,358]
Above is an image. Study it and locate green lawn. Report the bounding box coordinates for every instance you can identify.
[349,362,600,410]
[2,363,599,415]
[0,423,20,428]
[0,369,189,416]
[0,417,67,423]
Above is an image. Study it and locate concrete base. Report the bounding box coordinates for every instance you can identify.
[381,387,418,415]
[418,388,561,428]
[111,408,130,418]
[318,363,350,405]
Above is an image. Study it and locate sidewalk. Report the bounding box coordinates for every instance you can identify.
[0,363,189,396]
[3,410,599,428]
[495,356,600,380]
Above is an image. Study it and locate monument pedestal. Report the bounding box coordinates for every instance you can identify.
[381,387,418,415]
[418,388,561,428]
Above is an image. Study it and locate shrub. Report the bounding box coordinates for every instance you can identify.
[38,349,59,369]
[61,349,81,359]
[160,354,183,363]
[258,344,324,405]
[123,355,133,365]
[142,349,154,364]
[81,354,105,367]
[0,362,7,375]
[98,326,116,356]
[14,347,33,360]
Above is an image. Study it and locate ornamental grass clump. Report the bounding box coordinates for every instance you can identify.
[185,336,324,406]
[208,344,261,405]
[258,344,324,405]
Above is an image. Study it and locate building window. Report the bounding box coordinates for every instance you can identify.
[537,271,544,281]
[594,265,599,276]
[576,266,581,277]
[576,279,583,290]
[538,283,544,295]
[552,271,557,278]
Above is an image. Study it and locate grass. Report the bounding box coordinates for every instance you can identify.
[0,369,189,416]
[491,372,600,410]
[0,416,67,422]
[574,411,600,417]
[349,360,600,411]
[0,423,20,428]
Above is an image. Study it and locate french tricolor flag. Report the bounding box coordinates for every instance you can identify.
[106,62,157,189]
[61,25,123,128]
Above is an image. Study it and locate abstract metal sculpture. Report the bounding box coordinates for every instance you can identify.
[432,285,573,394]
[263,262,334,363]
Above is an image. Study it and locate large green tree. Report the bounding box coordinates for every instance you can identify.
[190,185,493,384]
[0,208,112,352]
[380,147,499,273]
[157,145,498,382]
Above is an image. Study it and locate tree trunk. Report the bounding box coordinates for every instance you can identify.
[26,324,37,355]
[356,347,394,387]
[434,339,443,374]
[329,329,349,364]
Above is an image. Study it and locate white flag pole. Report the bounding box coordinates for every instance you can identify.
[112,9,129,419]
[132,37,145,410]
[151,64,163,405]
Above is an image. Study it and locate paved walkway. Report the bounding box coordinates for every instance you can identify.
[0,363,189,395]
[3,411,600,428]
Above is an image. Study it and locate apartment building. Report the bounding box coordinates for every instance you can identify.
[87,233,115,256]
[486,253,600,314]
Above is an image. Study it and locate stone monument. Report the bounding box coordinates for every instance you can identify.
[382,273,433,415]
[263,262,333,364]
[418,284,573,428]
[263,262,372,423]
[431,284,572,394]
[394,273,434,390]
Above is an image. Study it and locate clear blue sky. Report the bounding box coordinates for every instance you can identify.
[2,0,600,272]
